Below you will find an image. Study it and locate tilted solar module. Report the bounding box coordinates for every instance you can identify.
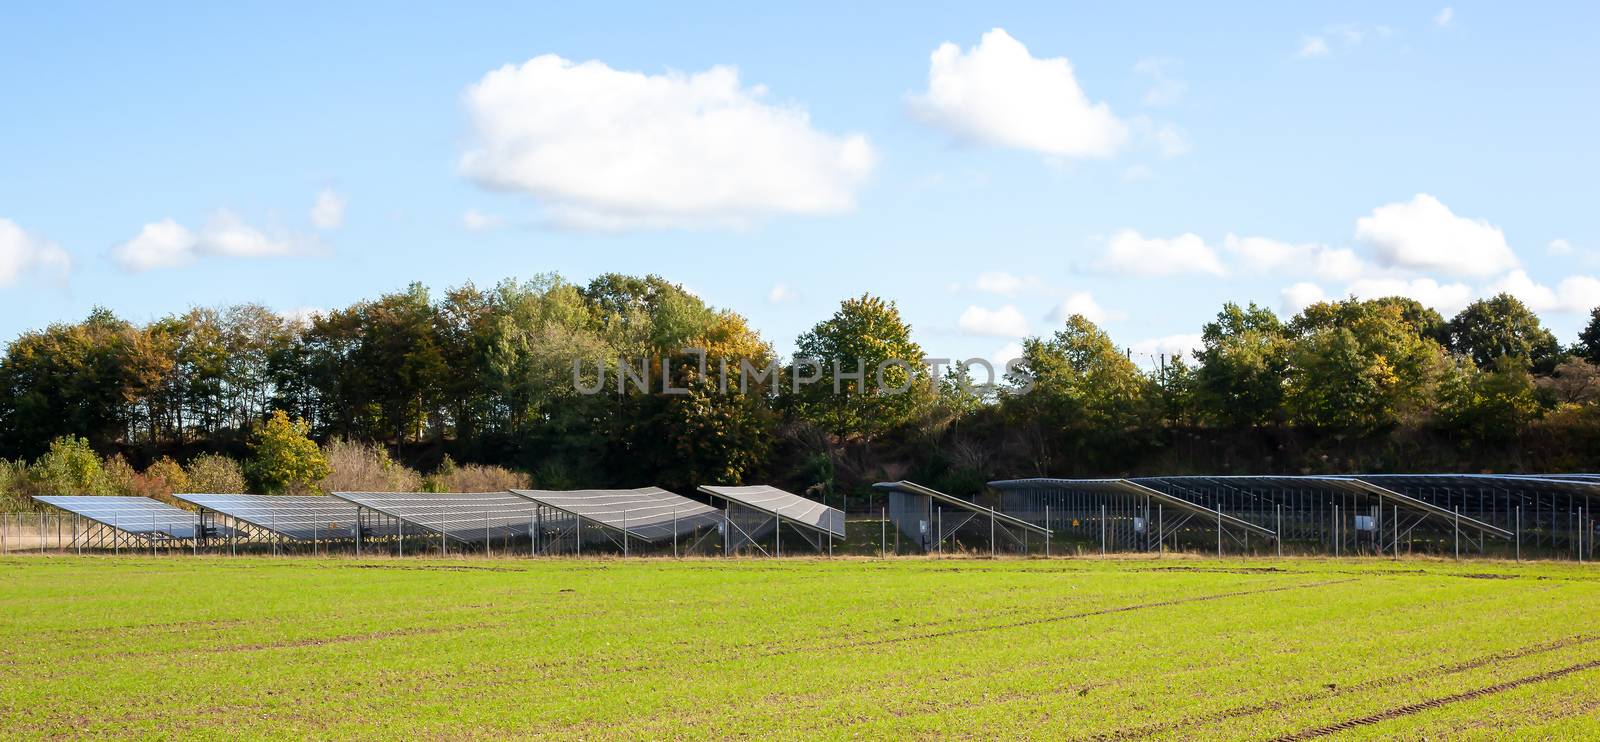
[32,496,204,538]
[330,491,537,544]
[173,493,377,540]
[698,484,844,538]
[510,487,721,542]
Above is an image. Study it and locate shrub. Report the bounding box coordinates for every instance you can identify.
[247,412,330,495]
[318,439,422,493]
[29,436,106,497]
[425,454,528,492]
[184,453,248,494]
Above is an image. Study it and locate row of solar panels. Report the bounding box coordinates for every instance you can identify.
[33,485,845,545]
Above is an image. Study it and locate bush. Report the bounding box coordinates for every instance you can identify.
[247,412,330,495]
[318,439,422,493]
[425,455,528,492]
[0,458,31,511]
[29,436,106,497]
[184,453,248,494]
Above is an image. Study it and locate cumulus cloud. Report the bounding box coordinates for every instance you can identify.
[1129,333,1203,361]
[1548,238,1574,256]
[1280,282,1328,315]
[0,218,72,286]
[958,304,1030,337]
[112,211,307,273]
[1345,276,1473,314]
[1226,234,1368,281]
[1046,291,1122,324]
[1099,229,1225,276]
[767,283,799,304]
[459,54,875,230]
[310,187,345,229]
[1298,37,1331,58]
[1355,194,1517,277]
[1486,270,1600,314]
[908,28,1128,158]
[1434,7,1454,27]
[974,270,1039,295]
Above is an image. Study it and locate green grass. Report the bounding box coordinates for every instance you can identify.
[2,556,1598,740]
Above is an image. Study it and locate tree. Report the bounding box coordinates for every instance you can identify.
[1004,314,1149,472]
[246,411,330,494]
[1368,296,1449,345]
[1537,357,1600,407]
[1447,293,1561,372]
[1438,357,1542,443]
[1285,299,1446,432]
[28,436,106,497]
[1576,307,1600,365]
[792,294,928,441]
[1193,303,1289,427]
[0,308,140,457]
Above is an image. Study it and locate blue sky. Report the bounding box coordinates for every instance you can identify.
[3,2,1597,371]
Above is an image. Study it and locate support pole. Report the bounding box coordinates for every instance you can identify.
[1454,508,1460,560]
[672,508,678,558]
[355,509,362,557]
[1276,503,1282,557]
[623,509,629,557]
[1216,504,1222,559]
[398,518,404,558]
[1100,504,1107,556]
[990,510,996,558]
[1045,505,1050,558]
[880,507,886,559]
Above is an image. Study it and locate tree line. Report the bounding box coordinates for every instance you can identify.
[3,272,1599,505]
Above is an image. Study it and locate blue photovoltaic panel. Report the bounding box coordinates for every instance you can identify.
[698,485,844,538]
[32,496,206,538]
[331,491,537,544]
[174,494,379,540]
[511,487,721,542]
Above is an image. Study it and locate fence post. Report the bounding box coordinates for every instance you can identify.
[623,509,630,557]
[880,507,886,559]
[672,508,678,558]
[1454,508,1460,560]
[1100,504,1107,556]
[1045,505,1050,558]
[1215,505,1222,559]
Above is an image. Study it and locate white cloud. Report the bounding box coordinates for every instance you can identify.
[767,283,799,304]
[1225,234,1368,281]
[1298,36,1331,58]
[460,54,875,230]
[1099,229,1225,276]
[1355,193,1517,277]
[1129,333,1203,360]
[112,211,306,273]
[1434,7,1454,28]
[1134,58,1185,107]
[462,208,503,232]
[1486,270,1600,314]
[279,306,325,326]
[310,187,345,229]
[1298,24,1393,58]
[908,28,1128,158]
[989,341,1024,369]
[1345,276,1473,314]
[1046,291,1122,324]
[0,218,72,286]
[1548,238,1574,256]
[1154,123,1190,157]
[958,304,1030,337]
[974,270,1039,295]
[1122,164,1154,182]
[1280,282,1327,315]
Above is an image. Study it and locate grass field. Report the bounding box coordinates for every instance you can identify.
[2,556,1598,739]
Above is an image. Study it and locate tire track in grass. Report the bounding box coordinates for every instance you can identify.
[1092,632,1600,740]
[1270,658,1600,741]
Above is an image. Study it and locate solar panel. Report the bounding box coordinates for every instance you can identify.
[330,491,537,544]
[32,496,205,539]
[510,487,721,542]
[173,494,378,541]
[698,485,844,538]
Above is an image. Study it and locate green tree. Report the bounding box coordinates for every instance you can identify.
[1437,356,1542,443]
[1576,307,1600,365]
[1193,302,1289,427]
[1285,299,1446,432]
[0,308,140,457]
[1004,314,1149,472]
[247,411,330,494]
[1447,293,1561,372]
[792,294,928,441]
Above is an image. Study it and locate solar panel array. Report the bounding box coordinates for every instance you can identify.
[699,485,844,538]
[32,496,205,538]
[330,491,538,544]
[175,494,379,541]
[511,487,721,541]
